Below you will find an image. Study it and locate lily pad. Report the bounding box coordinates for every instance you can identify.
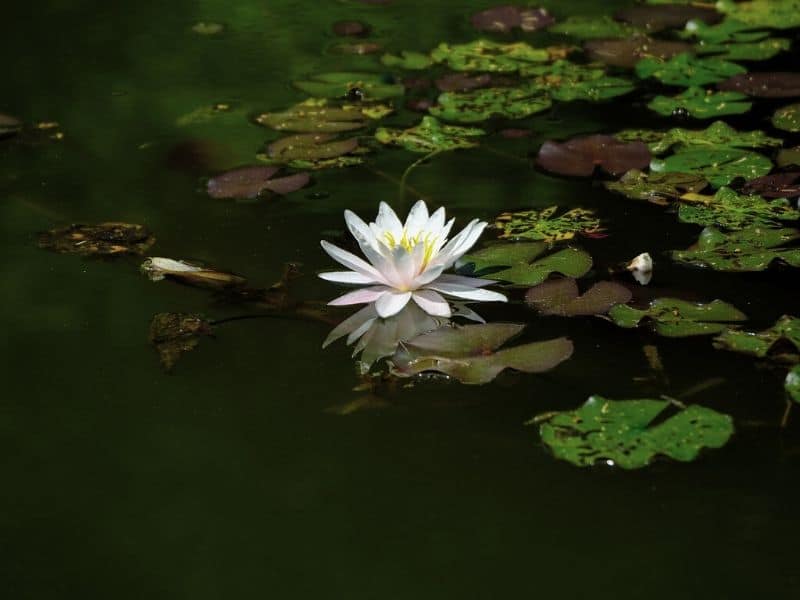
[635,53,746,87]
[681,17,769,45]
[206,165,310,198]
[266,133,360,163]
[777,147,800,168]
[535,396,734,469]
[718,72,800,98]
[608,297,747,337]
[38,223,155,256]
[615,5,722,30]
[470,5,554,33]
[695,37,791,62]
[713,315,800,361]
[716,0,800,30]
[525,278,632,316]
[430,39,551,74]
[431,82,552,123]
[676,186,800,230]
[254,99,372,133]
[548,16,642,39]
[525,60,635,101]
[141,257,247,290]
[381,51,433,70]
[375,116,484,153]
[332,20,369,36]
[293,72,404,100]
[493,206,603,242]
[537,135,651,177]
[584,37,693,69]
[670,226,800,272]
[741,172,800,199]
[772,103,800,132]
[434,72,494,92]
[390,323,573,384]
[149,312,213,372]
[616,120,781,155]
[457,242,593,287]
[604,170,708,205]
[647,87,752,119]
[650,148,772,188]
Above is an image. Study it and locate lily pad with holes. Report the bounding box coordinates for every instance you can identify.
[713,315,800,362]
[535,395,734,469]
[381,51,433,70]
[493,206,603,242]
[525,60,635,102]
[608,297,747,337]
[716,0,800,31]
[375,116,484,153]
[584,37,693,69]
[548,15,643,39]
[677,187,800,230]
[650,148,772,188]
[604,170,708,205]
[456,242,593,287]
[389,323,573,384]
[38,223,155,256]
[635,53,746,87]
[149,313,213,372]
[616,120,781,155]
[293,72,404,100]
[773,104,800,133]
[647,87,752,119]
[671,226,800,271]
[537,135,651,177]
[525,279,632,316]
[206,166,310,199]
[431,82,552,123]
[140,258,247,290]
[430,39,551,74]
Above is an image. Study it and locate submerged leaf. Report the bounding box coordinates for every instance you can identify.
[140,257,247,290]
[671,226,800,272]
[536,396,734,469]
[608,297,747,337]
[293,72,404,100]
[635,53,746,87]
[647,87,751,119]
[206,165,310,198]
[718,72,800,98]
[525,279,632,316]
[714,315,800,362]
[772,103,800,133]
[604,169,708,205]
[457,242,592,286]
[431,82,552,122]
[38,223,155,256]
[375,116,484,153]
[494,206,603,242]
[149,312,213,372]
[616,120,780,155]
[470,5,554,33]
[677,186,800,230]
[650,148,772,188]
[537,135,651,177]
[584,37,693,69]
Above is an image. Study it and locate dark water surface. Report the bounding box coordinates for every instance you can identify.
[2,1,799,598]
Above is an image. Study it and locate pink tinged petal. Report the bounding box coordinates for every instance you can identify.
[404,199,429,237]
[427,282,508,303]
[411,263,446,287]
[412,289,452,317]
[431,273,495,288]
[376,201,403,239]
[328,286,389,306]
[320,240,385,282]
[318,271,380,285]
[375,290,413,318]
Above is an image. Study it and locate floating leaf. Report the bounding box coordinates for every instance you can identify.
[525,60,635,101]
[525,278,631,316]
[604,169,708,205]
[457,242,592,286]
[434,72,494,92]
[713,315,800,361]
[390,323,573,384]
[741,172,800,198]
[635,53,745,87]
[381,51,433,70]
[38,223,155,256]
[778,147,800,168]
[470,5,554,33]
[615,4,722,30]
[718,72,800,98]
[431,82,551,123]
[548,16,643,39]
[141,257,247,290]
[537,135,651,177]
[536,396,733,469]
[332,20,369,36]
[608,297,747,337]
[254,99,376,133]
[681,17,769,45]
[293,72,404,100]
[677,186,800,229]
[647,87,751,119]
[206,165,310,199]
[671,226,800,271]
[265,133,360,165]
[149,313,213,372]
[375,116,484,153]
[716,0,800,30]
[430,39,551,74]
[494,206,603,242]
[772,103,800,132]
[584,37,693,69]
[696,37,790,61]
[616,120,780,155]
[650,148,772,188]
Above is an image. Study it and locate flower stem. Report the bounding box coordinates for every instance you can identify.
[398,149,444,204]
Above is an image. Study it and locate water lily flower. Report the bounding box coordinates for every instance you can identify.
[626,252,653,285]
[320,200,507,318]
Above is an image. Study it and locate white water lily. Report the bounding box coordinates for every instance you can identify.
[320,200,507,318]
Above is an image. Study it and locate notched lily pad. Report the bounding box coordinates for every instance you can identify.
[584,37,692,69]
[535,395,734,469]
[635,53,746,87]
[38,223,155,256]
[206,165,310,199]
[718,72,800,98]
[714,315,800,362]
[537,134,651,177]
[671,226,800,272]
[293,72,404,100]
[616,120,780,155]
[493,206,603,242]
[390,323,573,384]
[647,87,751,119]
[457,242,593,287]
[604,170,708,205]
[525,278,632,316]
[141,257,247,290]
[772,103,800,133]
[608,297,747,337]
[470,5,554,33]
[431,82,552,123]
[375,116,484,153]
[677,186,800,229]
[149,312,213,372]
[650,148,772,188]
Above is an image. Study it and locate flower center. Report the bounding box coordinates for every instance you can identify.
[382,230,439,268]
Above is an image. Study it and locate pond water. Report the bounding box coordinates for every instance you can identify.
[2,0,800,597]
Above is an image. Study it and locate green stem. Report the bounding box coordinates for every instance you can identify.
[398,149,444,204]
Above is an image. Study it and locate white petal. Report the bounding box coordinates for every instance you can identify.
[437,220,487,267]
[392,245,419,288]
[432,273,495,288]
[426,207,446,236]
[375,202,403,240]
[427,282,507,303]
[344,210,380,252]
[318,271,379,285]
[375,290,412,318]
[412,289,452,317]
[320,241,385,282]
[411,263,446,287]
[404,199,429,237]
[430,217,455,257]
[328,286,389,306]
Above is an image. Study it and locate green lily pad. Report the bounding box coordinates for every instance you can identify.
[773,104,800,133]
[526,61,635,102]
[778,147,800,168]
[430,39,551,74]
[293,72,404,100]
[604,170,709,205]
[548,16,643,39]
[616,120,781,155]
[457,242,593,287]
[681,18,769,45]
[493,206,603,242]
[677,187,800,230]
[786,365,800,403]
[254,98,371,133]
[430,83,552,123]
[608,297,746,337]
[525,279,632,317]
[635,53,746,87]
[535,395,734,469]
[650,148,772,188]
[671,226,800,272]
[713,315,800,361]
[374,116,484,153]
[695,37,790,61]
[717,0,800,30]
[648,87,752,119]
[390,323,574,384]
[380,51,433,70]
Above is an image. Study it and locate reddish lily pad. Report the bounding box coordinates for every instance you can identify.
[536,135,651,177]
[584,37,693,69]
[470,5,555,33]
[38,223,155,256]
[615,5,722,31]
[435,73,493,92]
[740,173,800,199]
[525,278,632,317]
[718,72,800,98]
[207,166,310,199]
